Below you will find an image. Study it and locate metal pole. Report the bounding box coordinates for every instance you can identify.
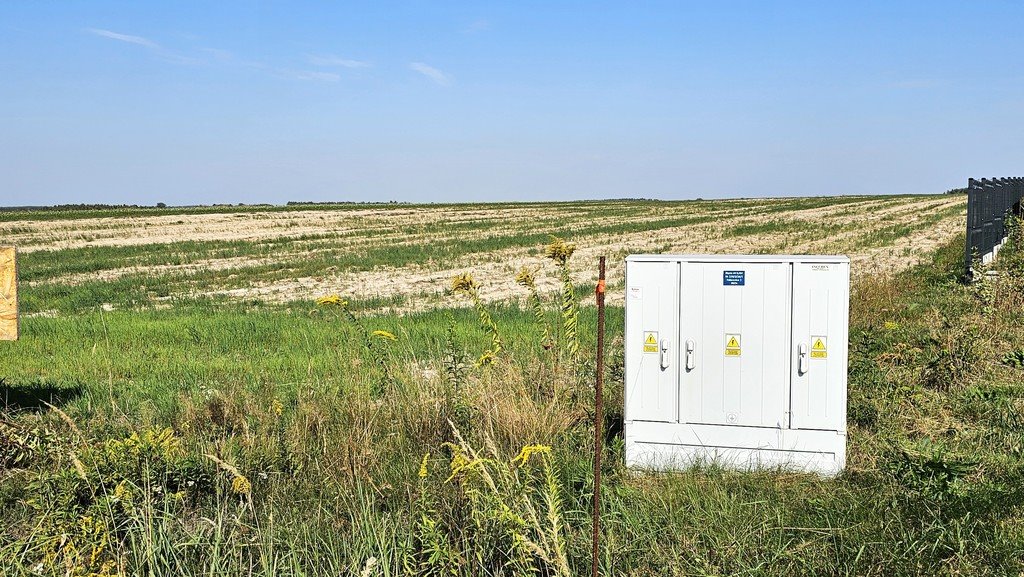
[592,256,606,577]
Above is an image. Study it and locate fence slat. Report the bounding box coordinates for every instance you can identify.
[965,176,1024,277]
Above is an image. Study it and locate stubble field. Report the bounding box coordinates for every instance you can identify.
[8,195,964,314]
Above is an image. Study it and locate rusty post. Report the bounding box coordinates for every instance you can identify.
[592,256,606,577]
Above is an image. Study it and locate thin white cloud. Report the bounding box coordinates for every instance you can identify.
[290,70,341,82]
[87,28,159,49]
[87,30,343,84]
[410,62,450,86]
[308,54,371,68]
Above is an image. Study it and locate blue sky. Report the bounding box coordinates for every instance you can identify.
[3,1,1023,206]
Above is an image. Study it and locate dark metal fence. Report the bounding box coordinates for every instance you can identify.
[965,177,1024,276]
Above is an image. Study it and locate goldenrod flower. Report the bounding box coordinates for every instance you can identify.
[372,330,398,341]
[544,237,576,266]
[476,349,497,366]
[271,398,284,417]
[445,443,471,482]
[316,294,349,307]
[450,272,477,293]
[113,480,133,502]
[106,427,181,460]
[515,267,536,287]
[511,444,552,467]
[231,474,252,495]
[418,453,430,478]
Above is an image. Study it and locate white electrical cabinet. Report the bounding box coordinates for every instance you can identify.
[624,255,850,476]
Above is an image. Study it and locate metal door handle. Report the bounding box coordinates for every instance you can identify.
[660,339,670,370]
[798,342,808,375]
[685,339,695,371]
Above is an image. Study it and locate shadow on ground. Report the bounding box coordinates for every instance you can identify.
[0,377,84,413]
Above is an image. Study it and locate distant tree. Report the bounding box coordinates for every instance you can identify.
[156,202,167,208]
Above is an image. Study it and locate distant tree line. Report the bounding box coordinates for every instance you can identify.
[0,203,156,212]
[0,202,277,213]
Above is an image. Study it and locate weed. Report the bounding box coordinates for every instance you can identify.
[0,419,58,470]
[429,430,571,577]
[440,313,473,437]
[921,319,980,391]
[545,236,580,361]
[885,438,977,502]
[515,266,554,350]
[316,294,398,396]
[1001,349,1024,368]
[450,273,503,366]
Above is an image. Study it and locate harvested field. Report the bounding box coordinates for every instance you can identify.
[6,195,965,314]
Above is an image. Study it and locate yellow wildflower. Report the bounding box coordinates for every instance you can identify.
[231,474,252,495]
[544,237,576,266]
[106,427,181,460]
[113,480,132,502]
[418,453,430,478]
[450,272,477,293]
[316,294,348,307]
[271,398,284,417]
[884,321,899,330]
[514,267,536,287]
[445,443,471,482]
[372,330,398,341]
[476,349,497,366]
[511,444,552,467]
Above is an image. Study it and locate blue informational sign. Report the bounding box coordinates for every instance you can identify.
[723,271,745,286]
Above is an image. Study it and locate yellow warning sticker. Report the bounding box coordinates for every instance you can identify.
[725,334,741,357]
[810,336,827,359]
[643,331,658,353]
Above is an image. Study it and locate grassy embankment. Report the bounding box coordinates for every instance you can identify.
[2,221,1023,575]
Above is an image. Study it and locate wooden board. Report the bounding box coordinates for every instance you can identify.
[0,247,16,341]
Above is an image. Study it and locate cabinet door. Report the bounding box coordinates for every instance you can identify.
[680,262,790,427]
[625,261,679,423]
[790,262,849,431]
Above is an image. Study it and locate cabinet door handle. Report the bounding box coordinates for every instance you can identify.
[685,339,695,371]
[798,342,808,375]
[660,339,670,370]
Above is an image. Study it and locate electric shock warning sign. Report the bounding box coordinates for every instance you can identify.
[643,332,658,353]
[725,334,741,357]
[811,336,827,358]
